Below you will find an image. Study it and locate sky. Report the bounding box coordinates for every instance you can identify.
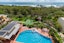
[0,0,64,2]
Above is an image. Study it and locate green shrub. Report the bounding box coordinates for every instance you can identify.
[49,27,62,43]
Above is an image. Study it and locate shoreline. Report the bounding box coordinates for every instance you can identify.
[0,4,63,8]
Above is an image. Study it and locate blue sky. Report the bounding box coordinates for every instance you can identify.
[0,0,64,2]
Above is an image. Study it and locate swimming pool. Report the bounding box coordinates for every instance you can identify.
[16,30,52,43]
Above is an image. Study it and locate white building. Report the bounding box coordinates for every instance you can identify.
[0,21,20,40]
[58,17,64,33]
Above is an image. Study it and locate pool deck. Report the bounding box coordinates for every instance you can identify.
[10,24,54,43]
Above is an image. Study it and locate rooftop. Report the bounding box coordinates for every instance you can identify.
[0,21,20,40]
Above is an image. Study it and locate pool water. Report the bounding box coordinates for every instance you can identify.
[16,30,52,43]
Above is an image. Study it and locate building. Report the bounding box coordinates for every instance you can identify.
[0,21,20,40]
[0,14,7,21]
[58,17,64,33]
[58,17,64,43]
[0,14,10,24]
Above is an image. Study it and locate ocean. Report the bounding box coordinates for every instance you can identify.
[0,2,64,7]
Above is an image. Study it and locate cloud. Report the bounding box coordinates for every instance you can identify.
[0,0,10,2]
[11,0,45,2]
[49,0,64,2]
[0,0,64,2]
[0,0,44,2]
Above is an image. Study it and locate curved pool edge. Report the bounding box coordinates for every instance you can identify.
[16,30,52,43]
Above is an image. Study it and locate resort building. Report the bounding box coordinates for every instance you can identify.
[0,14,7,21]
[0,21,20,40]
[58,17,64,33]
[0,14,10,24]
[58,17,64,43]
